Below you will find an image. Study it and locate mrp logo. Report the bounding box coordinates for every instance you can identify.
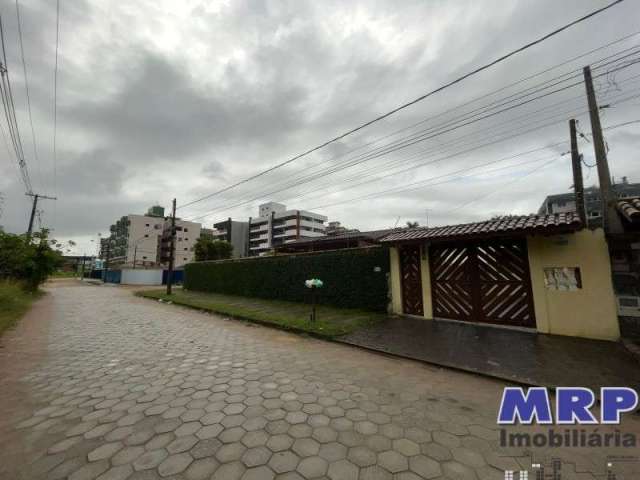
[498,387,638,425]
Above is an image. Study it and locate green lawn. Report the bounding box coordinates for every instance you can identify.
[0,281,42,337]
[137,289,385,338]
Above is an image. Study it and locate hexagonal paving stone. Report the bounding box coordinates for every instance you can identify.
[312,426,338,443]
[268,451,300,474]
[216,442,247,463]
[409,455,442,479]
[348,446,377,467]
[88,442,124,461]
[201,411,225,425]
[318,442,348,462]
[95,464,133,480]
[292,438,320,457]
[125,429,155,446]
[69,460,110,480]
[158,452,193,476]
[393,438,420,457]
[190,438,223,459]
[297,456,328,478]
[112,446,146,466]
[266,434,294,452]
[327,459,359,480]
[451,447,487,468]
[241,446,272,467]
[289,423,312,439]
[285,411,308,424]
[184,457,219,480]
[359,465,392,480]
[176,422,202,437]
[145,433,175,451]
[378,450,409,473]
[211,461,246,480]
[241,465,275,480]
[168,435,199,454]
[442,461,478,480]
[133,448,169,471]
[197,424,224,440]
[48,436,83,454]
[241,430,269,448]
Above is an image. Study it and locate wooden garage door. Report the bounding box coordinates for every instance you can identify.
[429,239,535,328]
[399,245,424,316]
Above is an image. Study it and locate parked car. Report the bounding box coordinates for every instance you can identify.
[612,272,640,318]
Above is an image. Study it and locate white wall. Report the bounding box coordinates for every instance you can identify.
[121,268,163,285]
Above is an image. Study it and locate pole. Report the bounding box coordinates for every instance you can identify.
[104,242,111,283]
[80,254,86,279]
[569,119,587,226]
[133,245,137,269]
[27,194,38,238]
[25,192,57,239]
[166,198,176,295]
[583,66,623,234]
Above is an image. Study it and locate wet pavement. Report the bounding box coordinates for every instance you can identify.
[0,281,639,480]
[338,316,640,391]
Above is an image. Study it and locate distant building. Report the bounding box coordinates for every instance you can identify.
[538,177,640,227]
[249,202,327,256]
[210,218,250,258]
[275,229,396,254]
[100,206,201,268]
[158,218,201,268]
[325,221,359,236]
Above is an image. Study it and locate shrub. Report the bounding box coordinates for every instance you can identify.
[185,247,390,311]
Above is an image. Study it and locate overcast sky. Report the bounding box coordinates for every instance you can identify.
[0,0,639,255]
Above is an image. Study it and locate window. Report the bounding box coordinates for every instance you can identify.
[185,238,188,241]
[184,248,188,251]
[184,228,188,232]
[142,256,147,260]
[183,257,187,261]
[144,234,149,238]
[145,223,150,227]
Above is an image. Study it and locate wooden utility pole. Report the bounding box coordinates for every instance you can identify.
[25,192,56,238]
[583,66,623,234]
[133,244,138,269]
[166,198,177,295]
[569,119,587,226]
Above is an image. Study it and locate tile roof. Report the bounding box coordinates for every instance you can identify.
[617,197,640,223]
[379,213,582,243]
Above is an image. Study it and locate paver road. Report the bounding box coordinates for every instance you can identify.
[0,282,638,479]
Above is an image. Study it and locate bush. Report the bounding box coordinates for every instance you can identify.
[185,247,390,311]
[194,238,233,261]
[0,229,63,290]
[0,280,42,336]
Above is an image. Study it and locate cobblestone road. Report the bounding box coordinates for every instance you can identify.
[0,282,638,480]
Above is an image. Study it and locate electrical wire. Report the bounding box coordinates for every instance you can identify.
[178,0,625,210]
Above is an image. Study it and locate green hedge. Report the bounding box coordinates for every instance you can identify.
[184,247,390,311]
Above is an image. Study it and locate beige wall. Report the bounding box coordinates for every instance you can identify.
[389,247,402,314]
[527,228,619,341]
[388,245,433,319]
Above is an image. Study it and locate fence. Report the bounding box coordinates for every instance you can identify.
[184,247,390,311]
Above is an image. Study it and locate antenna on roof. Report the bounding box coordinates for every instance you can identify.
[393,216,400,228]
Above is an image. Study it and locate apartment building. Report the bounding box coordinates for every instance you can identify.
[101,205,201,268]
[248,202,327,256]
[158,218,202,268]
[211,218,250,258]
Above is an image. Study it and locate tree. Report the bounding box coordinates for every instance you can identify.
[0,229,63,290]
[406,221,420,228]
[194,237,234,261]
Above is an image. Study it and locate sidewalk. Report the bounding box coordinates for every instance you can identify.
[337,316,640,391]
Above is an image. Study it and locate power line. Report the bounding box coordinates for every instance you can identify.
[15,0,42,190]
[179,0,625,211]
[52,0,60,228]
[187,55,640,220]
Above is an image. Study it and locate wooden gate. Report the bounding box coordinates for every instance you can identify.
[429,239,535,328]
[399,245,423,316]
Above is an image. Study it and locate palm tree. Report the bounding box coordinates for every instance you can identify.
[406,221,419,228]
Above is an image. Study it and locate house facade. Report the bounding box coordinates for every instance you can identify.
[381,214,621,341]
[211,218,250,258]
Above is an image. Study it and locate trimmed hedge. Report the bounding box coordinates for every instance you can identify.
[184,247,390,311]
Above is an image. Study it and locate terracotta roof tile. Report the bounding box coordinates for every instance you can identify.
[379,213,582,243]
[617,197,640,223]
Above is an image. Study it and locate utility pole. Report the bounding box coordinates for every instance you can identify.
[25,192,57,238]
[104,242,111,283]
[80,254,86,279]
[133,244,137,269]
[583,66,623,234]
[166,198,176,295]
[569,119,587,226]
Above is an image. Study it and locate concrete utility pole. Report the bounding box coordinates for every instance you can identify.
[583,66,623,234]
[166,198,177,295]
[104,242,111,283]
[25,192,56,238]
[569,119,587,226]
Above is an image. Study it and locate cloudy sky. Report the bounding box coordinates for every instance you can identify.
[0,0,639,255]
